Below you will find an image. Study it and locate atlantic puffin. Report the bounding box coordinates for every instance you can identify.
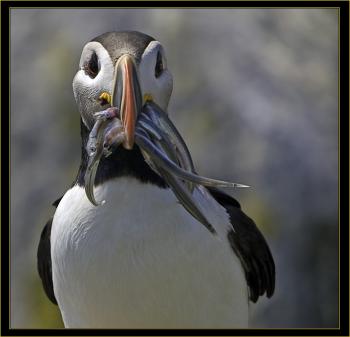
[37,31,275,328]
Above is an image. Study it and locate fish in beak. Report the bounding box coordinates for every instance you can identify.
[85,59,249,214]
[111,54,142,150]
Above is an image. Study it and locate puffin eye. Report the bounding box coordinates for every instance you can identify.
[155,51,164,78]
[83,52,99,79]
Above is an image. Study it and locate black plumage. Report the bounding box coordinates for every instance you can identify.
[37,219,56,304]
[92,31,154,65]
[37,197,62,304]
[208,187,275,302]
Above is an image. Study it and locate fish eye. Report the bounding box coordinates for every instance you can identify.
[83,51,99,79]
[155,51,164,78]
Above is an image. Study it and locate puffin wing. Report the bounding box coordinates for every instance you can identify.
[37,197,62,305]
[207,187,275,303]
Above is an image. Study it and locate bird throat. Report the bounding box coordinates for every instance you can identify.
[74,118,167,189]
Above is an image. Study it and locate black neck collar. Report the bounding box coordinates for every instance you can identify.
[74,118,167,189]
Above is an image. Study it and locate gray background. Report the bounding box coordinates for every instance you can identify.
[10,8,338,328]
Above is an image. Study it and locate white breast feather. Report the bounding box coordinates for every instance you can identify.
[51,177,248,328]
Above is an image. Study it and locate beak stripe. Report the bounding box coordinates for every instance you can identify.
[121,57,137,149]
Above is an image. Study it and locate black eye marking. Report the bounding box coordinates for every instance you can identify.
[83,51,99,79]
[155,51,164,78]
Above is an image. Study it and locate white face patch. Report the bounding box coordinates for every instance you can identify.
[139,41,173,112]
[73,39,174,129]
[72,42,114,128]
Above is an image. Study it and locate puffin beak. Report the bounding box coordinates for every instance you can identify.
[111,54,142,150]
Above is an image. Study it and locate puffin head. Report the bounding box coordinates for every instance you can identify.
[72,31,173,149]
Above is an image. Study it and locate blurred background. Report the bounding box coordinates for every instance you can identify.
[10,8,338,329]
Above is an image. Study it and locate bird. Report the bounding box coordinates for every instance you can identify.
[37,31,275,329]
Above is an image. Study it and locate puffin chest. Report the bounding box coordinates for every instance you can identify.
[51,177,193,275]
[50,177,247,328]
